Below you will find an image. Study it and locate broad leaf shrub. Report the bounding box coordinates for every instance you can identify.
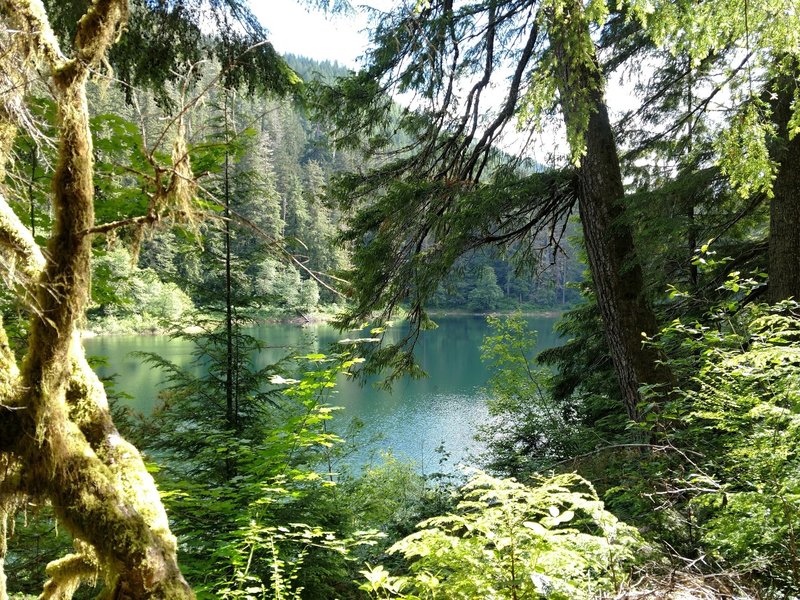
[657,300,800,595]
[476,315,586,476]
[359,470,644,599]
[213,496,382,600]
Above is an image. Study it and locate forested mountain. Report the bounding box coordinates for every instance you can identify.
[0,1,798,599]
[81,51,579,333]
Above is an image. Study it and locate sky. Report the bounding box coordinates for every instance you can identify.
[249,1,382,68]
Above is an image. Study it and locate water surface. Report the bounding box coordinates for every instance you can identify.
[84,315,560,469]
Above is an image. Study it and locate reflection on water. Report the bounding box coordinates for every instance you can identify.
[84,315,560,469]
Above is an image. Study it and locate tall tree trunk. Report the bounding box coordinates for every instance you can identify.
[548,0,673,420]
[687,67,698,288]
[768,63,800,303]
[223,88,235,431]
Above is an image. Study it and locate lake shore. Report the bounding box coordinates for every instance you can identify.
[80,307,344,337]
[426,308,564,318]
[82,306,567,337]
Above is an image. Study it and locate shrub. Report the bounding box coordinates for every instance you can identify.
[660,302,800,594]
[360,470,644,599]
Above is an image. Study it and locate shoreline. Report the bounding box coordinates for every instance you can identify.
[80,309,344,338]
[82,307,566,338]
[426,308,564,318]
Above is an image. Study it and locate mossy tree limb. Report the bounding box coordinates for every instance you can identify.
[0,0,194,597]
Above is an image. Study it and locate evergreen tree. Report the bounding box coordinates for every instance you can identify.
[624,0,800,302]
[545,0,673,419]
[767,62,800,302]
[315,0,672,413]
[284,172,311,241]
[235,129,284,243]
[303,160,349,300]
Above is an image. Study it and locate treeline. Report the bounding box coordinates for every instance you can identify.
[81,52,579,333]
[109,55,356,329]
[7,57,359,334]
[430,239,583,311]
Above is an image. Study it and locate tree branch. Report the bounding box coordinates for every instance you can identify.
[0,0,65,69]
[1,0,194,596]
[0,192,45,291]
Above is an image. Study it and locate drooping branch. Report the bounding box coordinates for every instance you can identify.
[621,51,755,161]
[461,16,540,181]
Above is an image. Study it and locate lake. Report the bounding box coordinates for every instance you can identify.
[83,314,561,471]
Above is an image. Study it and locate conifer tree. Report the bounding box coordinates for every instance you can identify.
[767,62,800,302]
[626,0,800,302]
[318,0,671,415]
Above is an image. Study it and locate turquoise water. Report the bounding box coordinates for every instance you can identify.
[83,315,560,469]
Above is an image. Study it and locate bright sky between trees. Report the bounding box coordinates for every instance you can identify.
[251,1,384,68]
[250,0,569,163]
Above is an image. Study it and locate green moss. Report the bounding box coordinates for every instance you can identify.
[0,2,194,596]
[0,122,14,182]
[41,544,100,600]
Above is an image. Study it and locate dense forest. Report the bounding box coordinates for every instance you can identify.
[0,0,798,599]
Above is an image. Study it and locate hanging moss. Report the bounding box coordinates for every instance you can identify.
[0,1,194,597]
[0,316,18,397]
[41,541,101,600]
[0,123,13,182]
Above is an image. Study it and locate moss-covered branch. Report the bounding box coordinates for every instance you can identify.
[0,0,65,69]
[0,314,21,456]
[0,193,46,307]
[0,0,194,597]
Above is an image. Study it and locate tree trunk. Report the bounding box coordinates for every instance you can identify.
[548,0,673,420]
[687,69,699,289]
[0,1,194,597]
[768,63,800,303]
[223,88,235,431]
